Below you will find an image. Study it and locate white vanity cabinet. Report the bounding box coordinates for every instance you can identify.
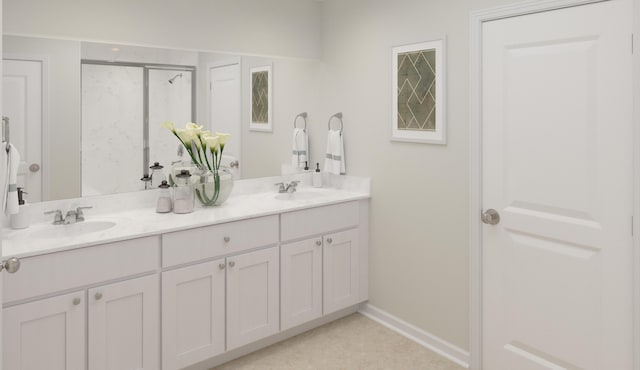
[161,259,226,370]
[161,215,280,369]
[226,246,280,350]
[280,237,323,331]
[280,201,368,330]
[4,291,86,370]
[322,228,360,315]
[3,194,369,370]
[3,236,160,370]
[88,274,159,370]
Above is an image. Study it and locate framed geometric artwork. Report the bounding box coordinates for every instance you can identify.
[391,39,446,144]
[249,65,273,132]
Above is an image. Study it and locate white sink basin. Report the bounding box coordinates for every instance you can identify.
[31,221,117,239]
[274,191,323,201]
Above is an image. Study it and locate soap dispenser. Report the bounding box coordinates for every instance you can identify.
[10,187,30,229]
[313,162,322,188]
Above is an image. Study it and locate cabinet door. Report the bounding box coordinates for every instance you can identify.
[88,274,159,370]
[162,259,225,370]
[324,228,360,315]
[4,291,85,370]
[281,238,322,331]
[227,246,279,350]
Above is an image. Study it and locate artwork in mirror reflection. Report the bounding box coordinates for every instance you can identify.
[249,65,272,132]
[81,63,193,196]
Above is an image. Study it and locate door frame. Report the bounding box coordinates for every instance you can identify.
[3,53,49,201]
[468,0,639,369]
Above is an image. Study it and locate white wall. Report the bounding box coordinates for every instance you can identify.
[4,0,322,60]
[241,56,322,178]
[319,0,516,350]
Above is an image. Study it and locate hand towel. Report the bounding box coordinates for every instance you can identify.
[4,144,21,216]
[324,129,345,175]
[291,128,308,169]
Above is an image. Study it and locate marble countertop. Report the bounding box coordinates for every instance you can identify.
[2,174,370,259]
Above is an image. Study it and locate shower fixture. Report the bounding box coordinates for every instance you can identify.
[168,73,183,84]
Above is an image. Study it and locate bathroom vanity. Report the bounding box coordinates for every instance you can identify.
[1,175,370,370]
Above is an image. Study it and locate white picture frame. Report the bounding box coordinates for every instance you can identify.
[249,65,273,132]
[391,38,446,144]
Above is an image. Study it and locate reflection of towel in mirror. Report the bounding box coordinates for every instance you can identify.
[291,128,308,169]
[4,144,21,215]
[324,129,345,175]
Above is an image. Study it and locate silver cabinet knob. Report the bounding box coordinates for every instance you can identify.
[224,236,231,243]
[228,261,235,267]
[315,240,322,246]
[29,163,40,173]
[73,297,81,306]
[482,209,500,225]
[219,263,226,270]
[0,257,20,273]
[94,292,103,300]
[229,160,239,169]
[326,238,333,244]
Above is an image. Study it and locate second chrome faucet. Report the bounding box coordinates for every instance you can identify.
[274,181,299,194]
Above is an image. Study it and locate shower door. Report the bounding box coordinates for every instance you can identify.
[81,63,194,196]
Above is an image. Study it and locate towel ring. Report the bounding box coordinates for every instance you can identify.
[294,112,307,131]
[327,112,343,135]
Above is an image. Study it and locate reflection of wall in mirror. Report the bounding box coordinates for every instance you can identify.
[3,35,81,201]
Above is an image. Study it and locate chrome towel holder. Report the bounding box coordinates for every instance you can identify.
[294,112,307,131]
[327,112,343,135]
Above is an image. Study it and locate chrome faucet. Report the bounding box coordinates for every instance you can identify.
[44,210,65,225]
[274,181,299,194]
[44,206,93,225]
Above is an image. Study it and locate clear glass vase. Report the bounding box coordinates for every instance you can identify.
[194,165,234,206]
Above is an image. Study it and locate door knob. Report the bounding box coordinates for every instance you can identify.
[482,209,500,225]
[0,257,20,273]
[29,163,40,173]
[95,292,103,300]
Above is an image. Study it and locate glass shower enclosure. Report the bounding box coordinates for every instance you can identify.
[81,61,195,196]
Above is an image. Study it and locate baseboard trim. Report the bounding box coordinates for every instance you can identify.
[358,303,470,369]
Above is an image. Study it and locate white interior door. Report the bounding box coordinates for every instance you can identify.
[209,63,241,178]
[3,59,43,202]
[482,1,633,369]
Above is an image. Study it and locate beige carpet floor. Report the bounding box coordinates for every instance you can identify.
[213,313,465,370]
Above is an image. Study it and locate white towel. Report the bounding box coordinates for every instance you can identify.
[324,129,345,175]
[4,144,20,216]
[291,128,308,169]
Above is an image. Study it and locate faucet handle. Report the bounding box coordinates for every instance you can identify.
[274,182,286,193]
[44,210,64,225]
[75,206,92,222]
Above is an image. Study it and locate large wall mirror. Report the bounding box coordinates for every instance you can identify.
[3,34,322,203]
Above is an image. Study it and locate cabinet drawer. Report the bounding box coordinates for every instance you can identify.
[162,215,279,267]
[281,201,359,242]
[4,236,160,304]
